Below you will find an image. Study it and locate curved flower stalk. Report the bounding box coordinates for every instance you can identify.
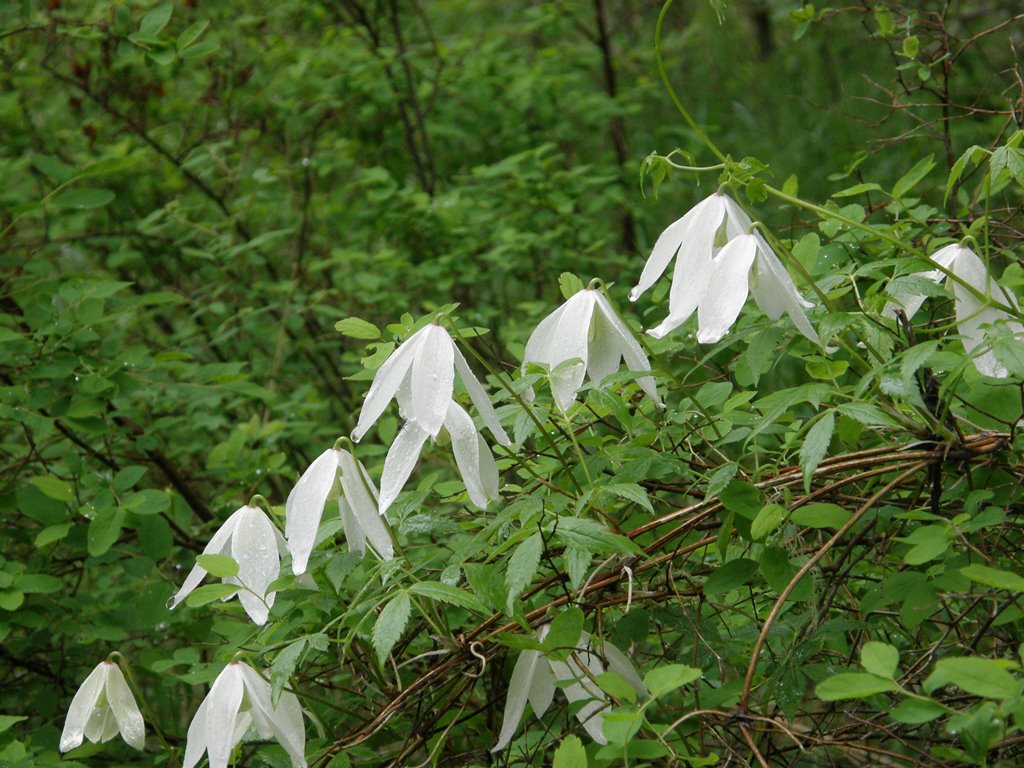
[492,628,647,751]
[285,446,394,575]
[60,659,145,753]
[522,286,661,412]
[183,661,305,768]
[630,191,819,345]
[169,505,285,625]
[352,321,511,514]
[883,242,1023,378]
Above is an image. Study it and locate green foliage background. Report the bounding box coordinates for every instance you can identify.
[2,1,1024,766]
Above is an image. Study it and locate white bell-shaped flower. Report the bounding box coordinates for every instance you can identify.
[169,505,285,625]
[492,627,647,751]
[522,287,660,412]
[883,242,1023,378]
[60,659,145,753]
[183,661,305,768]
[631,191,818,345]
[352,322,509,446]
[285,446,393,575]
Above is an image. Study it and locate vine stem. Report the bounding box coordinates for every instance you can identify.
[738,460,930,716]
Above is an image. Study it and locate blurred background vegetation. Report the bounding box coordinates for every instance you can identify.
[2,1,1023,765]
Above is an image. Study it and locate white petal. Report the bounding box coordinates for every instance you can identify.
[546,291,596,412]
[524,300,571,365]
[721,193,754,240]
[352,325,426,442]
[593,293,660,405]
[548,643,608,745]
[169,508,244,610]
[750,234,821,346]
[285,449,341,576]
[453,344,510,446]
[379,420,430,515]
[338,451,394,560]
[206,665,245,768]
[881,244,958,320]
[339,498,365,556]
[410,325,455,438]
[663,194,725,325]
[60,662,107,752]
[104,662,145,750]
[598,639,649,698]
[492,649,544,752]
[445,402,498,509]
[645,313,687,339]
[528,653,555,717]
[240,665,307,768]
[696,235,757,344]
[231,507,281,625]
[585,309,621,389]
[951,247,1022,378]
[182,696,209,768]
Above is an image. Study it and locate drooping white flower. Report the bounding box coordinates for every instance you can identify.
[522,287,661,412]
[169,505,285,625]
[60,660,145,753]
[285,446,394,575]
[883,243,1023,378]
[492,627,647,752]
[352,322,510,446]
[378,400,501,514]
[183,661,305,768]
[631,191,819,345]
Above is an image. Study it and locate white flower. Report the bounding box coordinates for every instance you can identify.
[60,660,145,753]
[285,447,393,575]
[522,287,661,412]
[352,321,511,514]
[492,627,647,752]
[352,322,510,446]
[169,505,285,625]
[631,191,819,345]
[379,400,501,514]
[183,661,305,768]
[883,243,1023,378]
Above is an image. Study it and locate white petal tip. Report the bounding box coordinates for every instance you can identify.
[628,288,640,302]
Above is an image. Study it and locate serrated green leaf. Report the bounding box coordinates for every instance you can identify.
[605,483,653,513]
[196,554,239,578]
[945,144,987,204]
[553,734,587,768]
[816,673,900,700]
[335,317,381,340]
[408,581,487,613]
[892,154,934,199]
[800,412,834,493]
[373,592,411,663]
[558,272,584,300]
[505,533,542,613]
[554,517,641,555]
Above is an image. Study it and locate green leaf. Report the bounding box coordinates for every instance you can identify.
[408,581,487,613]
[945,145,987,204]
[140,3,173,36]
[960,564,1024,592]
[892,154,934,199]
[860,642,899,679]
[643,664,701,698]
[112,466,148,491]
[31,476,73,502]
[35,523,73,548]
[373,592,411,663]
[890,698,946,724]
[543,606,584,661]
[505,533,543,613]
[596,671,637,704]
[123,489,170,515]
[271,638,307,702]
[718,480,762,517]
[51,188,116,209]
[553,735,586,768]
[703,558,759,596]
[800,412,834,493]
[184,582,240,607]
[990,145,1024,186]
[816,673,900,700]
[751,504,785,541]
[88,509,125,556]
[553,517,641,555]
[196,554,239,578]
[933,657,1020,700]
[790,503,850,529]
[0,716,27,734]
[605,483,653,513]
[558,272,584,299]
[335,317,381,340]
[15,574,62,594]
[176,19,209,51]
[0,591,24,611]
[602,705,645,746]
